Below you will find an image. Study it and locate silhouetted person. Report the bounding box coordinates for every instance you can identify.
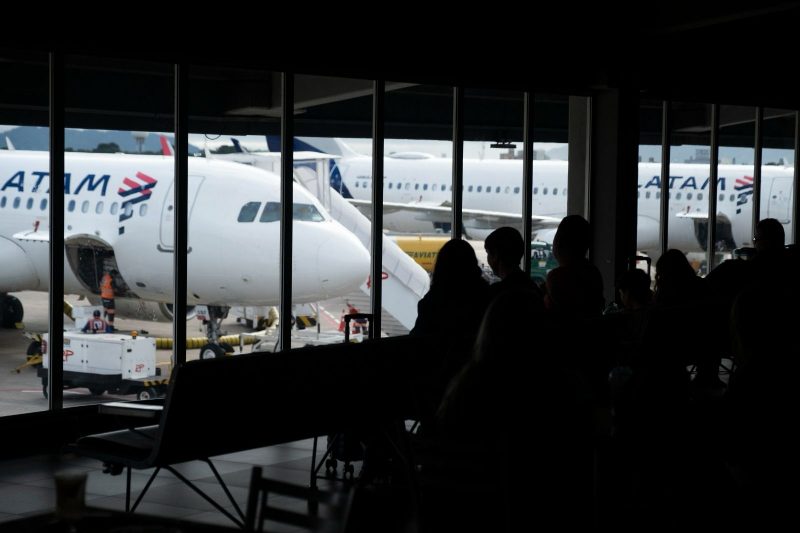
[545,215,604,318]
[618,268,652,311]
[724,276,800,528]
[437,290,592,530]
[411,238,490,424]
[484,226,544,307]
[653,249,707,307]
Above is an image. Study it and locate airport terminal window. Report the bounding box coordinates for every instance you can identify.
[26,198,33,209]
[238,202,261,222]
[260,202,280,223]
[293,203,324,222]
[95,201,103,214]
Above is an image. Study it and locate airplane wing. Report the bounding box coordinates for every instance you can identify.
[348,198,561,233]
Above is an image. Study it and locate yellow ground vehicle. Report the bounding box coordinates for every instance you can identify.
[392,235,449,273]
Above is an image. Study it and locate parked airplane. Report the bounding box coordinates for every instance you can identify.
[259,138,794,258]
[0,150,371,356]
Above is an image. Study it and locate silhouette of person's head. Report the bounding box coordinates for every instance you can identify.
[552,215,590,265]
[484,227,524,279]
[754,218,785,254]
[655,249,695,285]
[618,268,652,310]
[93,310,102,317]
[432,238,482,289]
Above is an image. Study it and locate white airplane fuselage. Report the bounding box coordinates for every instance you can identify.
[335,154,795,254]
[0,151,370,308]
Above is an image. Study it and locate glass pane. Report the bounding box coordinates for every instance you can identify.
[761,109,795,244]
[0,51,49,416]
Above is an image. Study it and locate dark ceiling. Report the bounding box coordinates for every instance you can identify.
[1,3,799,146]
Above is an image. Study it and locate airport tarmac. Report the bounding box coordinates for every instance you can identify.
[0,291,358,417]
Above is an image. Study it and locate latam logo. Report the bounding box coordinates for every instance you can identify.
[118,172,157,235]
[734,175,754,214]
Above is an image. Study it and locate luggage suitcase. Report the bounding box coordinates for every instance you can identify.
[311,313,373,487]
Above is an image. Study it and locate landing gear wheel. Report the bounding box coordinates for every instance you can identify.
[137,387,157,400]
[88,386,106,396]
[199,343,225,360]
[1,295,23,328]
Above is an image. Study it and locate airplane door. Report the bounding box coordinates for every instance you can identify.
[159,175,205,250]
[767,177,792,224]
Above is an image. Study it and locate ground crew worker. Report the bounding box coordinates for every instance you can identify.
[82,310,108,333]
[100,269,116,331]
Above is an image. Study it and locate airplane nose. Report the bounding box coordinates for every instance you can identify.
[317,230,370,297]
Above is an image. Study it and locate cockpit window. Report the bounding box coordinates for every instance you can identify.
[238,201,261,222]
[260,202,280,223]
[293,203,325,222]
[256,201,325,223]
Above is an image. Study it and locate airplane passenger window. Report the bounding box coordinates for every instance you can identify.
[0,196,5,208]
[96,201,103,214]
[486,187,491,194]
[543,188,548,195]
[388,183,393,189]
[553,188,558,195]
[477,186,482,192]
[110,202,119,215]
[354,182,359,188]
[26,198,33,209]
[676,193,682,200]
[656,192,661,199]
[414,184,419,190]
[139,204,147,216]
[260,202,280,223]
[423,184,428,190]
[468,186,473,192]
[730,194,735,202]
[67,199,75,212]
[123,204,133,217]
[638,191,641,198]
[293,203,324,222]
[645,192,651,199]
[238,202,261,222]
[40,199,47,210]
[697,193,703,200]
[534,187,538,195]
[404,183,410,190]
[81,200,90,213]
[514,187,520,194]
[505,186,510,194]
[495,187,500,193]
[687,193,693,200]
[12,197,20,209]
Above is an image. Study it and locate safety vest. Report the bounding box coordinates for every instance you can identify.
[100,274,114,299]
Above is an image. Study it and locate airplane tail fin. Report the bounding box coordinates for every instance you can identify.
[231,138,249,153]
[5,136,15,151]
[264,136,360,158]
[159,135,174,156]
